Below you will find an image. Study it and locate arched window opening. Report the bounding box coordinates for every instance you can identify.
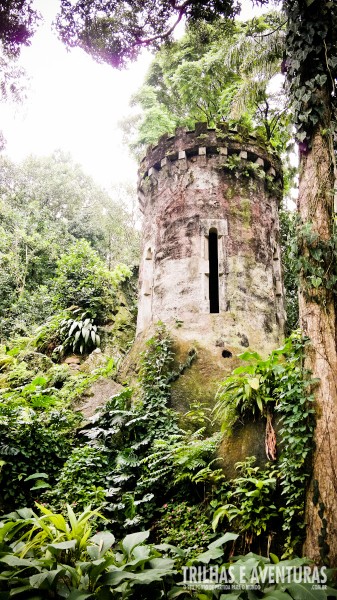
[208,228,219,313]
[146,247,153,260]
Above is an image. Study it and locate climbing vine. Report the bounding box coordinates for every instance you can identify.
[275,333,315,557]
[284,0,337,149]
[290,219,337,300]
[49,324,202,533]
[214,332,315,556]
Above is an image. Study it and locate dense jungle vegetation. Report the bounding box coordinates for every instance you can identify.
[1,0,337,597]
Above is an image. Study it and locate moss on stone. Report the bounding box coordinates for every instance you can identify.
[169,338,240,433]
[219,419,268,478]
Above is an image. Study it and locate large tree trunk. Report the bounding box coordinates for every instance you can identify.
[299,93,337,565]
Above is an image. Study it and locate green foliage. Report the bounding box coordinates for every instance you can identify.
[0,505,335,599]
[0,153,139,339]
[275,336,316,558]
[214,333,315,555]
[0,331,120,512]
[45,445,111,511]
[52,239,131,321]
[55,312,100,357]
[0,1,39,57]
[279,207,299,332]
[212,457,278,543]
[49,326,208,532]
[52,326,181,530]
[154,500,215,556]
[284,0,337,146]
[124,13,289,159]
[0,404,80,512]
[290,220,337,302]
[56,0,239,68]
[0,505,179,599]
[145,429,223,490]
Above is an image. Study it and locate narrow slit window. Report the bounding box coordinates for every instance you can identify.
[208,228,219,313]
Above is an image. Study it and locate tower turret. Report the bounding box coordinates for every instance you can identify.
[137,122,285,362]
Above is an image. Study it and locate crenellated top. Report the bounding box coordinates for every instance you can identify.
[138,122,282,182]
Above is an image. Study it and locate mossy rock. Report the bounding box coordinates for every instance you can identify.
[219,419,268,478]
[101,305,136,361]
[169,338,241,433]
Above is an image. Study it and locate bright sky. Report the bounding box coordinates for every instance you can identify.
[0,0,270,191]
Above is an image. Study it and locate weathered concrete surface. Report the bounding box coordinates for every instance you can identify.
[137,124,285,366]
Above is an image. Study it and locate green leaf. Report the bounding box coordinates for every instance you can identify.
[24,472,49,481]
[212,507,229,531]
[16,508,35,519]
[89,531,115,558]
[285,583,327,600]
[5,585,34,596]
[122,530,149,556]
[238,351,262,361]
[0,555,36,568]
[249,378,260,391]
[256,397,263,413]
[67,592,94,600]
[269,553,279,564]
[310,276,322,289]
[43,514,67,533]
[263,591,293,600]
[48,540,77,551]
[208,532,238,549]
[30,481,52,491]
[155,543,186,558]
[149,557,175,569]
[192,547,224,564]
[29,568,65,589]
[0,522,17,542]
[69,321,79,336]
[101,569,136,586]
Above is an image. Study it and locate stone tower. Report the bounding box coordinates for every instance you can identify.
[136,123,285,366]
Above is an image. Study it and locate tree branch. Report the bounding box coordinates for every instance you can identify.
[134,0,191,48]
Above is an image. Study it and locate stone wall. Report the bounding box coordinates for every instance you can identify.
[137,123,285,371]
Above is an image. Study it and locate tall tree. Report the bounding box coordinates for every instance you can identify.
[284,0,337,565]
[122,13,288,158]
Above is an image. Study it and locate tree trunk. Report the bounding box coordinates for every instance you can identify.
[299,93,337,565]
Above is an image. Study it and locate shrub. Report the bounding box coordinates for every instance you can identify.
[52,239,131,322]
[0,405,80,512]
[154,500,215,556]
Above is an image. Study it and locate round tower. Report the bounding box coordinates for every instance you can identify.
[137,122,285,363]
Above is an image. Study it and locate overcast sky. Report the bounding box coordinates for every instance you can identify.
[0,0,269,191]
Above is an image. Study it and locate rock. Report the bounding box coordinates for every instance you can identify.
[79,349,107,373]
[75,377,124,418]
[64,355,81,365]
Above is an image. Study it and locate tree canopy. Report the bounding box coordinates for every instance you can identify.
[0,0,39,57]
[123,12,289,159]
[55,0,245,67]
[0,152,139,338]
